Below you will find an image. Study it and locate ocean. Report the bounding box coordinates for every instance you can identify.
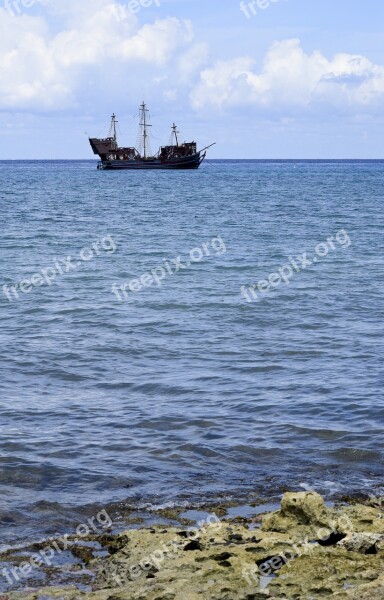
[0,159,383,548]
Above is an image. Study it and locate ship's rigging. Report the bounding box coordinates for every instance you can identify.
[89,102,215,170]
[136,102,152,159]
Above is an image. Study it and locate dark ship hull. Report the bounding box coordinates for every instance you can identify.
[89,104,214,172]
[97,152,206,170]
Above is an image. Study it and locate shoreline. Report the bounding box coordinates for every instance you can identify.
[2,491,384,599]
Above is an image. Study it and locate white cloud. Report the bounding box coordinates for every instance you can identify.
[115,17,194,65]
[0,1,199,110]
[177,42,209,82]
[3,2,383,123]
[190,39,384,115]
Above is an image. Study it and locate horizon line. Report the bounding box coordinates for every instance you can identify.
[1,158,384,162]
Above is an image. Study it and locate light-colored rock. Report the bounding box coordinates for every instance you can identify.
[338,504,384,534]
[337,532,384,554]
[268,547,383,598]
[5,491,384,600]
[262,491,334,537]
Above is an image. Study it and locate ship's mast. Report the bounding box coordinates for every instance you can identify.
[139,102,152,158]
[171,123,179,146]
[109,113,118,148]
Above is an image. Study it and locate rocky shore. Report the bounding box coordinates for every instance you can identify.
[2,491,384,599]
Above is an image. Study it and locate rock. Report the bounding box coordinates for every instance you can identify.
[337,533,384,554]
[70,544,95,564]
[335,573,384,598]
[4,491,384,599]
[267,546,383,599]
[338,505,384,535]
[91,523,264,599]
[262,491,334,536]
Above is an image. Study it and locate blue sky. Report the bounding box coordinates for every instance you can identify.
[1,0,384,158]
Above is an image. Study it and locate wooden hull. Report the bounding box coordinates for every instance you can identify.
[98,152,206,170]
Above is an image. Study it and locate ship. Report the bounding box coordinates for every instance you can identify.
[89,103,215,170]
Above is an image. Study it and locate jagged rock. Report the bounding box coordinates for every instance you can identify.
[332,573,384,598]
[337,533,384,554]
[262,491,334,536]
[4,491,384,600]
[267,546,383,598]
[338,505,384,535]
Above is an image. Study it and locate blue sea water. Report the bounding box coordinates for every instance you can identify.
[0,159,383,546]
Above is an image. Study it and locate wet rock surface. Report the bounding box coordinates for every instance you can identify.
[3,491,384,599]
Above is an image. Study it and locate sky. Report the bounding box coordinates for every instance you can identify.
[1,0,384,158]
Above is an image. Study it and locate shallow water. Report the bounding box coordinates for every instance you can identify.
[0,159,383,546]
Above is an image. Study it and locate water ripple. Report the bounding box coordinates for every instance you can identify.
[0,160,383,544]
